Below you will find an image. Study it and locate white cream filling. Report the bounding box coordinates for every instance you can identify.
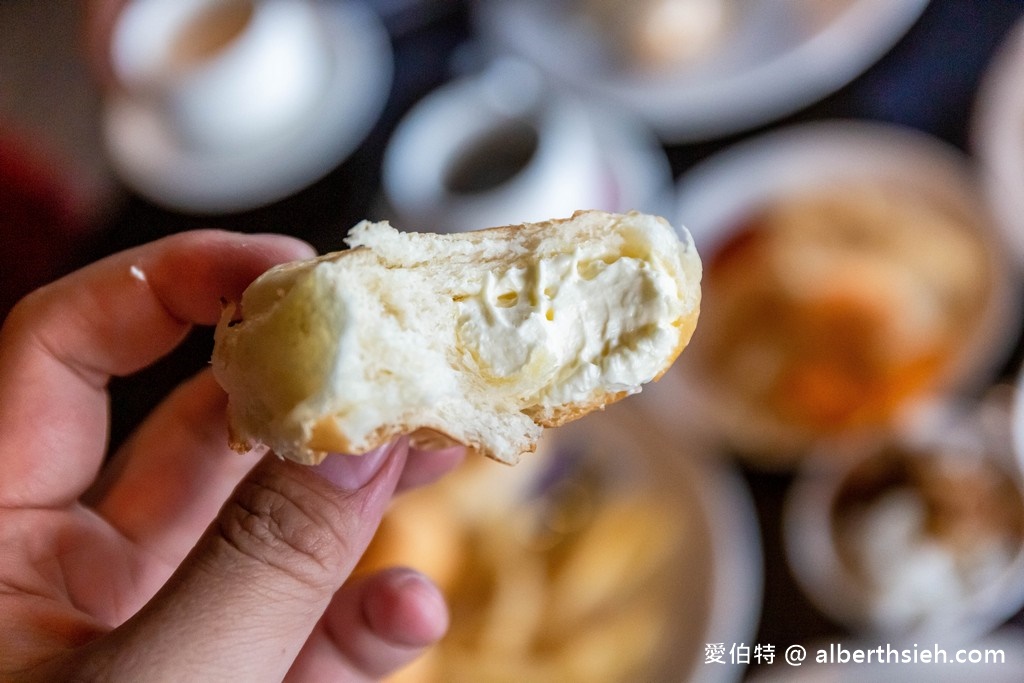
[216,217,696,463]
[456,249,683,407]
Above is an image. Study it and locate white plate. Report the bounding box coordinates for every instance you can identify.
[474,0,930,142]
[973,17,1024,269]
[665,121,1021,458]
[553,403,763,683]
[103,0,393,214]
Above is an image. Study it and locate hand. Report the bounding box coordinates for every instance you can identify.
[0,231,464,681]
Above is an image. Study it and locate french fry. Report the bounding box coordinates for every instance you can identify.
[546,498,679,631]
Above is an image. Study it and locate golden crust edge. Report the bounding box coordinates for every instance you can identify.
[218,209,700,467]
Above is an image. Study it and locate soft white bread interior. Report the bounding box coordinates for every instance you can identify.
[212,210,701,465]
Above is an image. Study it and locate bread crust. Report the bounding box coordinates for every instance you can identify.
[213,210,701,465]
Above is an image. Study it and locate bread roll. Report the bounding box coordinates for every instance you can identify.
[212,210,701,464]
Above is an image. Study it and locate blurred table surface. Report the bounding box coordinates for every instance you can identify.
[5,0,1024,680]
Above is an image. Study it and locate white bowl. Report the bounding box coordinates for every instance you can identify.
[382,61,607,233]
[381,60,673,233]
[475,0,930,142]
[549,403,763,683]
[366,398,763,682]
[661,121,1020,460]
[784,401,1024,642]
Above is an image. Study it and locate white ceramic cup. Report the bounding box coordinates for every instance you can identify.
[383,61,608,233]
[110,0,332,152]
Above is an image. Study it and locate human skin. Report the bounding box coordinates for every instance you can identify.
[0,230,463,681]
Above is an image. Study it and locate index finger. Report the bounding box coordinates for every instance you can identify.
[0,230,315,508]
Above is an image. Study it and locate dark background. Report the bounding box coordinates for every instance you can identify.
[104,1,1024,677]
[8,1,1024,680]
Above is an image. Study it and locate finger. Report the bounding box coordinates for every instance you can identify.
[0,230,314,508]
[75,441,409,682]
[88,382,463,567]
[287,567,448,682]
[397,446,466,492]
[86,369,260,569]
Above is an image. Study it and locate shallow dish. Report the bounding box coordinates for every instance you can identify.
[364,400,762,683]
[659,121,1019,462]
[475,0,930,142]
[103,0,392,213]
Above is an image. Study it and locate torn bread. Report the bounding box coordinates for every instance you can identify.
[212,210,701,465]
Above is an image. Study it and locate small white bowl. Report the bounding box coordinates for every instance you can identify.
[784,400,1024,642]
[382,60,606,233]
[110,0,333,153]
[662,121,1020,461]
[381,60,673,233]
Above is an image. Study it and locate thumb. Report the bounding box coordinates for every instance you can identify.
[82,440,409,681]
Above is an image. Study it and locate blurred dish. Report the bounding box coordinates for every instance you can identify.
[475,0,930,141]
[109,0,336,154]
[382,61,606,233]
[103,0,392,213]
[570,0,734,73]
[784,403,1024,641]
[362,403,761,683]
[379,104,673,232]
[973,17,1024,268]
[381,60,672,233]
[665,121,1018,462]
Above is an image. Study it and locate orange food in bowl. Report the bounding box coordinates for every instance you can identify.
[689,183,991,445]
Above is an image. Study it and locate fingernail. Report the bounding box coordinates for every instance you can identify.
[366,568,450,646]
[391,571,449,631]
[312,440,404,491]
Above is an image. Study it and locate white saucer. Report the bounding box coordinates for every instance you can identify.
[103,0,393,214]
[476,0,930,142]
[376,99,674,232]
